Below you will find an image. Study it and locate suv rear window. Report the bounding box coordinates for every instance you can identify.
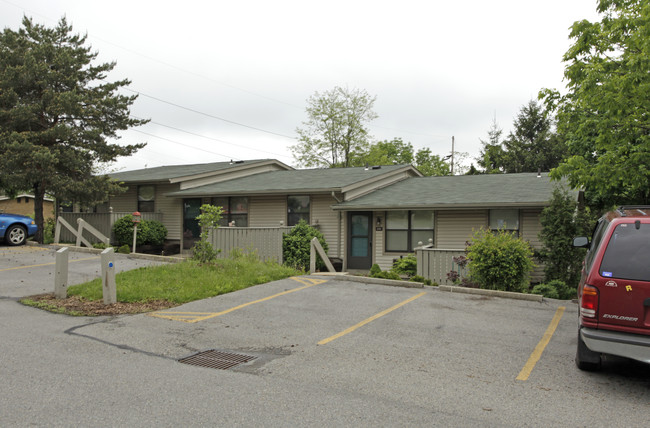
[599,223,650,281]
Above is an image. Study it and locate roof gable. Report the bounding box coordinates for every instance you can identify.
[333,173,575,210]
[108,159,292,184]
[165,164,421,197]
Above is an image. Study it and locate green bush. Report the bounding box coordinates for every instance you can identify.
[282,220,328,271]
[192,204,223,264]
[369,264,382,276]
[43,218,56,244]
[409,275,431,285]
[117,244,130,254]
[532,280,576,300]
[466,228,535,292]
[371,270,401,280]
[112,215,168,247]
[392,254,417,277]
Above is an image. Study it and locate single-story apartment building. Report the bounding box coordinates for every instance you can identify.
[0,193,55,220]
[101,159,575,277]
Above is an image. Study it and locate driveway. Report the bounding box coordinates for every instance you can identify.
[1,246,649,426]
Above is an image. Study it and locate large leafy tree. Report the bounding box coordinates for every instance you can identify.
[349,138,453,176]
[478,100,565,173]
[541,0,650,209]
[350,137,414,166]
[292,86,377,168]
[0,17,147,242]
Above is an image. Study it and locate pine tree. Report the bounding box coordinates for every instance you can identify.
[0,17,147,242]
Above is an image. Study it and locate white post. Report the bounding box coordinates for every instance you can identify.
[101,248,116,304]
[132,225,138,254]
[54,247,68,299]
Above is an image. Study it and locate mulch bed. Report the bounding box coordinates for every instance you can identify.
[23,293,177,316]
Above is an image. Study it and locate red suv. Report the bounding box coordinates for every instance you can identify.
[573,206,650,370]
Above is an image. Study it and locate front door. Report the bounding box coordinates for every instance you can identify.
[347,212,373,269]
[183,198,202,249]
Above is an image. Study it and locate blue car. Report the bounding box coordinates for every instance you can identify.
[0,213,38,246]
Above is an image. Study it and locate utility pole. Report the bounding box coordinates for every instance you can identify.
[451,136,455,175]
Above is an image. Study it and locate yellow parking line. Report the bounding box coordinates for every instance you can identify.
[0,256,99,272]
[318,291,427,345]
[516,306,565,381]
[148,276,327,323]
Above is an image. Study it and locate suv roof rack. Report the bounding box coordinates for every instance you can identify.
[617,206,650,217]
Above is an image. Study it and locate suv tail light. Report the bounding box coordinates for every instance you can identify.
[581,284,599,318]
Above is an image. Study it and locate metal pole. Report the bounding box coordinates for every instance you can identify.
[132,225,137,254]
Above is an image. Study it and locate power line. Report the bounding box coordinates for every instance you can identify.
[125,88,296,139]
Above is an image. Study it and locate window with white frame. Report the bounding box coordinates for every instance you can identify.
[385,210,434,252]
[489,209,519,234]
[137,185,155,212]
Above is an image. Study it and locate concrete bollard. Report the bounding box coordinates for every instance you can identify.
[54,247,69,299]
[101,247,117,304]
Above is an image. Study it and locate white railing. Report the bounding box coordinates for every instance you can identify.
[57,212,163,244]
[54,217,110,248]
[209,226,293,263]
[415,246,466,285]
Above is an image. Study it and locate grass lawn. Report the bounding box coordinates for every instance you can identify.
[21,252,303,316]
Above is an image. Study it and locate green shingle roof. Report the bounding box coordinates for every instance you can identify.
[333,173,573,210]
[165,164,416,196]
[108,159,282,183]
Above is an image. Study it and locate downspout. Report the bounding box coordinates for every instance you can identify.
[331,191,343,259]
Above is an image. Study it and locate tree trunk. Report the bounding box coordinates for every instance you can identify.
[33,181,45,244]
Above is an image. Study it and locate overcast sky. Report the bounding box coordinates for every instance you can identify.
[2,0,600,172]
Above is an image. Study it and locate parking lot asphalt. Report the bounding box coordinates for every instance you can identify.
[1,245,649,426]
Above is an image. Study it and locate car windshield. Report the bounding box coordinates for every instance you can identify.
[600,223,650,281]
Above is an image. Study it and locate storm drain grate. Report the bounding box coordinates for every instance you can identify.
[178,350,257,370]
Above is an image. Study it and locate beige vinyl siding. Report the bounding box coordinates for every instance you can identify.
[521,209,543,249]
[374,212,405,271]
[108,186,137,212]
[156,184,182,240]
[249,195,286,226]
[521,208,544,283]
[311,194,343,258]
[436,210,487,249]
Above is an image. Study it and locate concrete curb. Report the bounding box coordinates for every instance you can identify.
[437,284,544,302]
[27,242,185,263]
[314,272,424,289]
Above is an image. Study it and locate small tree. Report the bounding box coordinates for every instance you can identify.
[282,220,328,271]
[538,187,594,286]
[192,204,223,264]
[466,228,535,292]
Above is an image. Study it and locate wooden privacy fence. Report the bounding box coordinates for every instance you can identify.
[415,247,466,285]
[57,212,163,244]
[209,226,293,263]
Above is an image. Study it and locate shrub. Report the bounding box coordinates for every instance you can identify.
[531,283,560,299]
[43,218,56,244]
[532,279,576,300]
[282,220,328,271]
[192,204,223,264]
[117,244,130,254]
[369,264,382,276]
[371,270,401,280]
[538,187,595,286]
[392,254,417,277]
[112,215,168,247]
[410,275,431,285]
[466,228,535,292]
